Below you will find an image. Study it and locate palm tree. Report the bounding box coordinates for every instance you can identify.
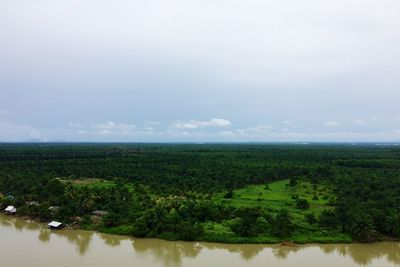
[384,211,400,237]
[64,184,76,200]
[79,187,99,215]
[350,215,379,242]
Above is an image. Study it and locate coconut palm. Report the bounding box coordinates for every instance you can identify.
[384,211,400,237]
[350,215,379,242]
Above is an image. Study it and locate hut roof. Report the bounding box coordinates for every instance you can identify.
[5,206,17,213]
[48,221,62,228]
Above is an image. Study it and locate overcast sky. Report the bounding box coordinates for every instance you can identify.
[1,0,400,142]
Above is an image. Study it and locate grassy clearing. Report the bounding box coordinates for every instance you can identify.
[209,179,351,244]
[216,179,335,215]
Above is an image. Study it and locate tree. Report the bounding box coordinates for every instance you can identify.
[384,211,400,237]
[319,209,337,228]
[272,209,294,237]
[305,213,317,225]
[231,207,269,237]
[132,216,149,237]
[289,177,297,187]
[350,214,379,242]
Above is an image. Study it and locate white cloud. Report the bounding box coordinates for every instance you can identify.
[66,121,138,135]
[323,120,339,127]
[92,121,136,134]
[145,121,162,126]
[235,123,273,136]
[172,118,231,129]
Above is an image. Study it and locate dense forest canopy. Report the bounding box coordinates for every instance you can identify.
[0,143,399,243]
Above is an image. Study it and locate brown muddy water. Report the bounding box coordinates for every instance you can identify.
[0,214,399,267]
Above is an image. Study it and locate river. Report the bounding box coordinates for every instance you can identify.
[0,214,399,267]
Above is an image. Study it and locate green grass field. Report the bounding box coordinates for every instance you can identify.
[216,179,335,214]
[209,179,351,244]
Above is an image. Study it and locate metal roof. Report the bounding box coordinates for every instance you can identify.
[48,221,62,228]
[5,206,16,212]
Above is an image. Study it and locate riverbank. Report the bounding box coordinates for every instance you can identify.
[1,213,400,267]
[0,212,355,245]
[97,224,353,244]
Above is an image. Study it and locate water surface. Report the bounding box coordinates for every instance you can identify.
[0,214,399,267]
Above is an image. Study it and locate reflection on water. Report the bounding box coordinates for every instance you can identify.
[57,229,93,255]
[99,232,126,247]
[38,228,50,242]
[1,214,399,267]
[202,242,265,260]
[330,243,400,266]
[132,239,203,267]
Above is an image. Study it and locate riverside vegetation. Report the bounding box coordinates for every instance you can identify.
[0,143,399,244]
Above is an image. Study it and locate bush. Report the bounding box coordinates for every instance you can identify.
[305,213,317,225]
[296,199,310,209]
[319,209,337,228]
[224,191,233,199]
[272,209,294,237]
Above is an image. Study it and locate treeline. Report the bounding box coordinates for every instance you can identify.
[0,144,342,194]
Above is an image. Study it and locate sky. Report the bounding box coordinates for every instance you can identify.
[1,0,400,142]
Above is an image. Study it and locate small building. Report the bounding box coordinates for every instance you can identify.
[92,210,109,217]
[48,221,64,230]
[5,205,17,214]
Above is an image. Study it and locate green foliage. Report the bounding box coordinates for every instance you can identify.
[296,198,310,209]
[350,214,379,242]
[384,211,400,237]
[224,191,233,199]
[319,209,337,228]
[272,209,294,237]
[305,213,317,225]
[289,177,298,187]
[231,207,270,237]
[0,143,399,243]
